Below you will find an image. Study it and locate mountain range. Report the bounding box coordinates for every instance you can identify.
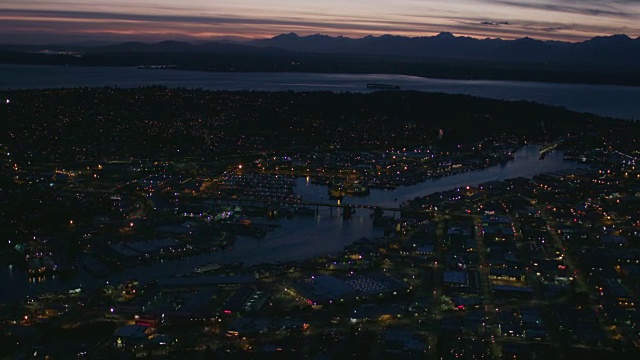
[3,32,638,66]
[248,32,640,66]
[2,32,640,85]
[71,32,640,67]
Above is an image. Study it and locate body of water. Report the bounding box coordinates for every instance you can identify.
[0,146,587,303]
[1,65,639,120]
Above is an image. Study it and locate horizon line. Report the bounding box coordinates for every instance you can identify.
[3,31,638,47]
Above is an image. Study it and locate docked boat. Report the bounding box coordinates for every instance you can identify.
[194,263,222,273]
[137,64,176,69]
[366,83,400,90]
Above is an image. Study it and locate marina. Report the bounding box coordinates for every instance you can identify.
[0,145,586,303]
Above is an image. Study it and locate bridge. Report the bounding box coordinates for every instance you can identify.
[539,137,564,155]
[208,196,432,217]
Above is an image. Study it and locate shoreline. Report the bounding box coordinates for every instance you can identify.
[1,64,640,120]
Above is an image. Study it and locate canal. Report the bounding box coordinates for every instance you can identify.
[0,145,587,302]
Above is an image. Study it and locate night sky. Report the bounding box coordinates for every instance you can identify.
[1,0,639,44]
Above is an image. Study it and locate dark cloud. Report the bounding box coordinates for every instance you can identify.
[0,9,452,34]
[492,0,637,17]
[0,9,518,38]
[480,21,511,26]
[0,8,301,25]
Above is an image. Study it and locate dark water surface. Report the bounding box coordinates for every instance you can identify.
[1,65,639,120]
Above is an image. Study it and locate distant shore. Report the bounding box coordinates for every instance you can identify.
[2,49,640,87]
[2,64,639,120]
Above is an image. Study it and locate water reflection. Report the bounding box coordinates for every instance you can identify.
[29,274,56,284]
